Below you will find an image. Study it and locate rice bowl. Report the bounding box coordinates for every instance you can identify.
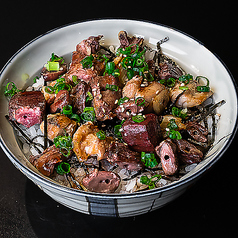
[0,19,237,217]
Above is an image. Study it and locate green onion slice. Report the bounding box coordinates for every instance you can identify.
[45,61,60,71]
[45,86,55,94]
[118,97,129,105]
[132,115,144,123]
[4,82,21,98]
[55,162,71,175]
[70,114,81,123]
[196,76,210,92]
[81,107,95,122]
[114,125,122,138]
[135,97,145,106]
[105,84,119,91]
[141,152,158,168]
[63,105,73,115]
[80,55,94,69]
[54,135,73,157]
[179,86,189,90]
[96,130,106,140]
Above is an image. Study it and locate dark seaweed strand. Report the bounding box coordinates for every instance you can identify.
[196,100,226,123]
[5,115,43,154]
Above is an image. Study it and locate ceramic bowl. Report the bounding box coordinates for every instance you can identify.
[0,19,237,217]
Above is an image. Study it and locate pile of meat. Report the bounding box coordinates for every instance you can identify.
[7,31,214,193]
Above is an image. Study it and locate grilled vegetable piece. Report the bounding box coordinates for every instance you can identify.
[8,91,46,128]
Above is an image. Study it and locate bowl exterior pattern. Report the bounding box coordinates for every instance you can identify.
[0,19,237,217]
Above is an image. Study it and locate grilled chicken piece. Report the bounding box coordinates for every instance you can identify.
[29,145,66,177]
[73,121,112,161]
[122,76,170,115]
[170,81,213,108]
[8,91,46,128]
[40,113,77,141]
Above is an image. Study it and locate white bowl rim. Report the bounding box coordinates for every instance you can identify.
[0,18,238,199]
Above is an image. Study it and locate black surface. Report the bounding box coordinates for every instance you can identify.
[1,2,238,238]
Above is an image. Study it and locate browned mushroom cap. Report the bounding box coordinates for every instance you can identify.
[82,169,120,193]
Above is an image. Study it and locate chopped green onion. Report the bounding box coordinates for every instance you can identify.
[166,119,182,140]
[132,115,144,123]
[135,97,145,106]
[141,152,158,168]
[172,106,187,120]
[72,75,79,84]
[70,113,81,123]
[196,86,210,92]
[105,84,119,91]
[179,86,189,90]
[179,74,193,84]
[196,76,210,92]
[80,55,94,69]
[86,91,93,102]
[63,105,73,115]
[168,130,182,140]
[118,97,129,105]
[140,174,162,189]
[96,130,106,140]
[54,135,73,157]
[81,107,95,122]
[167,77,176,87]
[45,86,55,94]
[45,61,60,71]
[50,53,64,63]
[55,162,71,175]
[114,125,122,138]
[4,82,22,98]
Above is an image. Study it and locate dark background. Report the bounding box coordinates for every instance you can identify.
[1,2,237,237]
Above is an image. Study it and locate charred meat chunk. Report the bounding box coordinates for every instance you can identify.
[41,55,67,82]
[29,145,66,177]
[118,31,144,52]
[175,139,203,165]
[155,138,178,176]
[185,121,208,143]
[50,90,71,113]
[70,81,91,115]
[90,75,121,121]
[103,142,144,172]
[40,113,77,141]
[76,35,103,55]
[82,169,120,193]
[121,113,161,152]
[8,91,46,128]
[115,100,144,121]
[158,61,183,80]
